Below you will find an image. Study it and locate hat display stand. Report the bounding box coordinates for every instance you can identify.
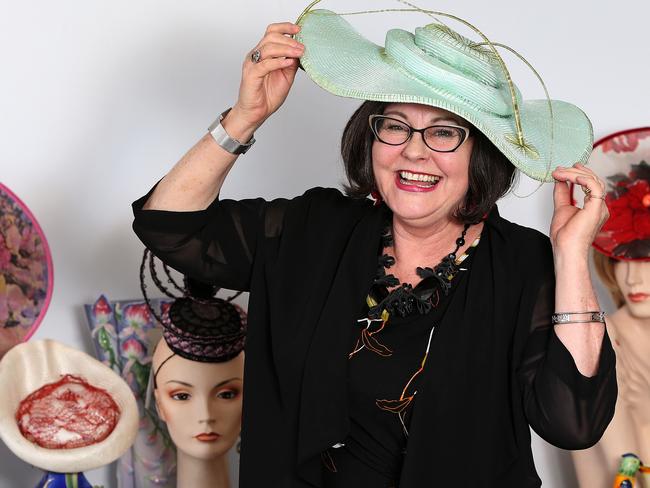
[569,128,650,488]
[0,340,138,487]
[139,248,247,488]
[35,472,93,488]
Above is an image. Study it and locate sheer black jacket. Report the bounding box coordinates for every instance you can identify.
[132,187,616,487]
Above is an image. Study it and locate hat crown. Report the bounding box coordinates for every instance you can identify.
[383,26,520,116]
[416,24,506,88]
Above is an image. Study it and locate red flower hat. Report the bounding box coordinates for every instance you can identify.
[575,128,650,260]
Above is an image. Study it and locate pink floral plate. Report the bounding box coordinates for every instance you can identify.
[0,183,53,358]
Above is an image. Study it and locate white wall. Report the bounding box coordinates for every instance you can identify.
[1,0,648,486]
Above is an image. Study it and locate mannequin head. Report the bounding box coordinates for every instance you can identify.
[152,338,244,461]
[593,250,650,318]
[613,260,650,319]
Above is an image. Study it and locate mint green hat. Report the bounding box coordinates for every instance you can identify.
[295,7,593,182]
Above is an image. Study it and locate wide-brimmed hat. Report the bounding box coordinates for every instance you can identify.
[295,6,593,182]
[573,127,650,261]
[0,339,138,473]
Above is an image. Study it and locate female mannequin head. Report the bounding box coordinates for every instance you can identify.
[152,339,244,461]
[139,257,248,488]
[593,251,650,319]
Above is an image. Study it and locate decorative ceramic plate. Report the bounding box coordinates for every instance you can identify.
[0,183,53,357]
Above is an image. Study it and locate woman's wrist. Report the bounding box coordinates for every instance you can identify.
[553,250,591,275]
[221,105,261,144]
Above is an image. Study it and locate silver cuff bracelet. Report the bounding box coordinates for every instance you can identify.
[551,311,606,325]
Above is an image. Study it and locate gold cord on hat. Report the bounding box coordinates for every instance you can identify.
[482,42,554,183]
[296,0,324,25]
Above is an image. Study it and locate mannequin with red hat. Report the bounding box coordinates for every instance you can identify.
[571,128,650,488]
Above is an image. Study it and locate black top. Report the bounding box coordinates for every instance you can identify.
[132,186,617,488]
[328,239,476,487]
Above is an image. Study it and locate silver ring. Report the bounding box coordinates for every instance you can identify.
[251,49,262,64]
[581,186,592,196]
[585,193,606,200]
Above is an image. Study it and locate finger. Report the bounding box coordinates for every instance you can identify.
[580,176,601,195]
[554,168,601,192]
[553,180,572,208]
[247,42,304,65]
[559,164,606,190]
[246,56,297,81]
[261,31,304,49]
[572,163,606,188]
[575,175,607,209]
[264,22,301,36]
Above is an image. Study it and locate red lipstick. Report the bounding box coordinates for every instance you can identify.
[195,433,220,442]
[394,171,440,193]
[628,293,650,303]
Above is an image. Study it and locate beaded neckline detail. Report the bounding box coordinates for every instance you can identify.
[367,219,471,320]
[349,214,479,361]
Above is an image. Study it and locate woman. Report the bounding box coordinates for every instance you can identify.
[132,9,616,487]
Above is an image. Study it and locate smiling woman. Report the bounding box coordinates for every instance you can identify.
[132,6,616,487]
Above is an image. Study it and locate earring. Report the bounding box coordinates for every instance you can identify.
[370,190,383,206]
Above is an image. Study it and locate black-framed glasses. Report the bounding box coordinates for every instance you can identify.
[368,115,470,153]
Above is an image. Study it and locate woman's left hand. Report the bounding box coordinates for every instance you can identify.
[550,163,610,257]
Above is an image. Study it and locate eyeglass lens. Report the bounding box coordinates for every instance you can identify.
[372,116,465,152]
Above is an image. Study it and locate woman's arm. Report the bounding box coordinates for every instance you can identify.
[553,252,604,376]
[143,22,304,212]
[516,165,617,449]
[550,163,611,376]
[143,120,252,212]
[132,23,304,289]
[516,231,616,449]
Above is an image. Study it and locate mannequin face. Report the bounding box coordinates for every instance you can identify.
[153,339,244,460]
[613,260,650,318]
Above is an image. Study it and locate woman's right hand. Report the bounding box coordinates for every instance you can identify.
[229,22,304,130]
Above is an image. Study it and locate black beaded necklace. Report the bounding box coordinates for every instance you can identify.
[366,216,471,320]
[348,213,475,435]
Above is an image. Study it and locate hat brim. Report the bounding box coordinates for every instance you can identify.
[296,9,593,182]
[0,339,138,472]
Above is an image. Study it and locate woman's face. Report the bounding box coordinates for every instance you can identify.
[153,341,244,460]
[614,260,650,318]
[371,103,473,227]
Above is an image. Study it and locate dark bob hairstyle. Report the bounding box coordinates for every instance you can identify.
[340,100,517,224]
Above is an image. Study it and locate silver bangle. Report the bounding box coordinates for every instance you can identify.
[207,107,256,155]
[551,311,606,325]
